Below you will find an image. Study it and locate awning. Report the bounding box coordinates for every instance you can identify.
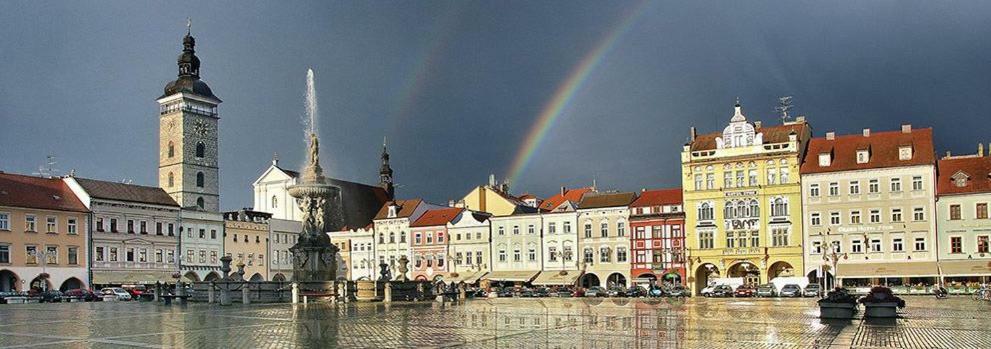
[448,270,488,284]
[531,270,582,286]
[482,270,540,283]
[836,261,939,279]
[939,260,991,277]
[92,271,176,285]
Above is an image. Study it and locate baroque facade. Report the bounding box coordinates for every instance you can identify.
[935,147,991,283]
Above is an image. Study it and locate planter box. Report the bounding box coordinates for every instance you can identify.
[819,302,858,319]
[864,302,899,318]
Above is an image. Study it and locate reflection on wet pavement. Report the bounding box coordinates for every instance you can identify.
[0,296,988,348]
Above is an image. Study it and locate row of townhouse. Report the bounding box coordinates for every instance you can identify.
[329,185,687,290]
[682,102,991,295]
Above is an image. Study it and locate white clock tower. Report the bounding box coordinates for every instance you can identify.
[158,27,222,212]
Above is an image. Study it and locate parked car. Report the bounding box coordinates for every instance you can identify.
[606,286,626,297]
[585,286,607,297]
[534,287,551,297]
[101,287,133,301]
[64,288,99,302]
[519,287,535,297]
[734,285,755,297]
[0,291,26,304]
[495,287,515,298]
[710,285,734,297]
[624,286,647,297]
[666,286,689,297]
[803,283,822,297]
[39,290,65,303]
[648,287,665,297]
[779,284,802,297]
[556,288,574,297]
[756,284,777,297]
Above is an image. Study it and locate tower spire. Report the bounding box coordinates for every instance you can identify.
[380,136,395,199]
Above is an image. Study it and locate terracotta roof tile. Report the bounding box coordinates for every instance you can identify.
[800,128,935,174]
[539,187,593,211]
[630,188,683,207]
[374,198,423,220]
[410,207,463,227]
[0,173,89,212]
[937,156,991,196]
[578,192,637,209]
[73,177,179,207]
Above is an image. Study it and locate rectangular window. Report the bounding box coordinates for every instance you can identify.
[890,178,902,192]
[750,231,759,247]
[563,246,573,261]
[635,226,646,239]
[978,203,989,219]
[694,174,703,190]
[811,241,822,255]
[0,213,9,230]
[513,226,520,235]
[811,212,821,226]
[748,170,758,186]
[767,168,778,185]
[548,223,556,234]
[528,248,536,261]
[0,245,9,263]
[211,251,218,263]
[211,230,217,239]
[68,247,78,265]
[600,247,610,263]
[26,215,37,232]
[167,223,174,236]
[25,246,38,264]
[415,233,421,244]
[891,208,903,222]
[600,222,608,237]
[513,249,521,262]
[498,227,505,236]
[772,228,788,247]
[617,222,625,237]
[437,232,445,243]
[199,250,206,263]
[780,168,790,183]
[699,231,714,249]
[851,239,863,253]
[830,212,841,225]
[564,222,571,233]
[95,246,105,262]
[869,179,879,193]
[849,181,860,195]
[127,220,134,233]
[978,236,989,253]
[156,249,163,263]
[950,236,962,253]
[892,238,904,252]
[138,249,147,263]
[45,246,57,264]
[850,210,862,224]
[809,184,819,197]
[156,222,163,235]
[724,172,734,188]
[912,176,923,191]
[109,247,118,262]
[67,218,77,234]
[110,218,118,232]
[708,173,716,189]
[726,232,735,248]
[548,247,557,262]
[617,248,628,262]
[950,205,961,220]
[140,221,147,234]
[913,207,925,221]
[831,241,842,254]
[46,216,57,233]
[870,239,882,252]
[914,237,926,251]
[426,233,433,244]
[126,248,134,262]
[199,229,205,239]
[869,209,881,224]
[829,182,839,196]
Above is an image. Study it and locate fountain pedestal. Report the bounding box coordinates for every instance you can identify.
[288,132,340,297]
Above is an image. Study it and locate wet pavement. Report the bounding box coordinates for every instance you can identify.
[0,296,989,348]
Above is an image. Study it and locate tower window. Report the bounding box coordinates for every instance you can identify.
[196,142,205,158]
[196,172,205,187]
[168,142,175,158]
[168,172,174,187]
[196,197,205,209]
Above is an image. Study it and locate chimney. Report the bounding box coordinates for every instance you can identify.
[796,116,806,123]
[488,174,496,187]
[448,200,455,207]
[863,128,871,137]
[901,124,912,133]
[979,143,985,157]
[690,127,697,141]
[825,132,835,140]
[560,186,567,196]
[754,121,762,129]
[946,151,952,158]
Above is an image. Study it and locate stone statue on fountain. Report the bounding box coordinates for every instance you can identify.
[288,132,341,284]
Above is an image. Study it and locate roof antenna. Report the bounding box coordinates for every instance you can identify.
[775,96,793,124]
[33,154,60,178]
[186,17,192,35]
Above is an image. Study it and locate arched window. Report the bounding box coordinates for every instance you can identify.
[271,196,278,208]
[196,172,205,187]
[167,141,175,158]
[724,203,734,219]
[195,142,205,158]
[167,172,174,187]
[699,202,713,220]
[750,200,760,217]
[196,197,205,209]
[771,198,788,217]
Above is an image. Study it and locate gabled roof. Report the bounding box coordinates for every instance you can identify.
[410,207,463,227]
[539,187,593,211]
[937,156,991,196]
[73,177,179,207]
[374,199,424,220]
[801,128,935,174]
[630,188,683,207]
[691,122,809,151]
[0,173,88,213]
[578,192,637,209]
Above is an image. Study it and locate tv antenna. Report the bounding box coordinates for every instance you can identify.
[33,154,60,178]
[774,96,794,124]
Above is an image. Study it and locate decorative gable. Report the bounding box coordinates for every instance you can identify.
[951,171,970,188]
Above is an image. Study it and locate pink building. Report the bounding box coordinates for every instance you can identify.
[410,208,463,281]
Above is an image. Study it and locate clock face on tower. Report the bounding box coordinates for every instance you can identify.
[193,120,211,137]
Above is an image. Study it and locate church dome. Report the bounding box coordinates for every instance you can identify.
[162,76,218,100]
[161,31,220,101]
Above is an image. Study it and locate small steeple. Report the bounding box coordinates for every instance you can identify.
[178,19,200,78]
[272,152,279,166]
[730,98,746,122]
[380,136,395,199]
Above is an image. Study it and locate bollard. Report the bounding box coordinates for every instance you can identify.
[384,282,392,303]
[208,282,215,304]
[154,282,160,302]
[242,286,250,305]
[219,283,231,306]
[292,282,299,304]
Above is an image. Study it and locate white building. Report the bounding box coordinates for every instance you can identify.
[269,218,301,281]
[486,213,544,286]
[576,192,637,288]
[178,209,224,282]
[532,188,593,287]
[446,210,491,285]
[372,199,439,278]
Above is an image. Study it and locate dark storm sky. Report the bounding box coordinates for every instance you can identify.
[2,1,990,210]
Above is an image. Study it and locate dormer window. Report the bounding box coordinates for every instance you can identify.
[898,145,913,160]
[951,171,969,188]
[818,153,831,167]
[387,205,398,218]
[856,150,870,164]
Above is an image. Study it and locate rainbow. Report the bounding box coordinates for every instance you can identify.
[506,0,650,184]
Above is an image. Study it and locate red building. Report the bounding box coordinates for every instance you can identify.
[410,207,463,281]
[628,188,686,286]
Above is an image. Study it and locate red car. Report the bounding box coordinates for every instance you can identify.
[734,285,755,297]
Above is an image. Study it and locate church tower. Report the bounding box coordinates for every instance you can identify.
[158,25,222,211]
[379,137,395,200]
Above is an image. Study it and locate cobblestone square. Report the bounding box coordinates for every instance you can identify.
[1,296,989,348]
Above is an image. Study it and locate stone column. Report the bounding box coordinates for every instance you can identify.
[384,282,392,303]
[208,282,215,304]
[292,282,299,304]
[242,286,250,304]
[219,283,231,306]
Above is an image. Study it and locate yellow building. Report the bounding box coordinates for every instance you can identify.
[223,210,271,281]
[455,176,533,217]
[681,102,811,294]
